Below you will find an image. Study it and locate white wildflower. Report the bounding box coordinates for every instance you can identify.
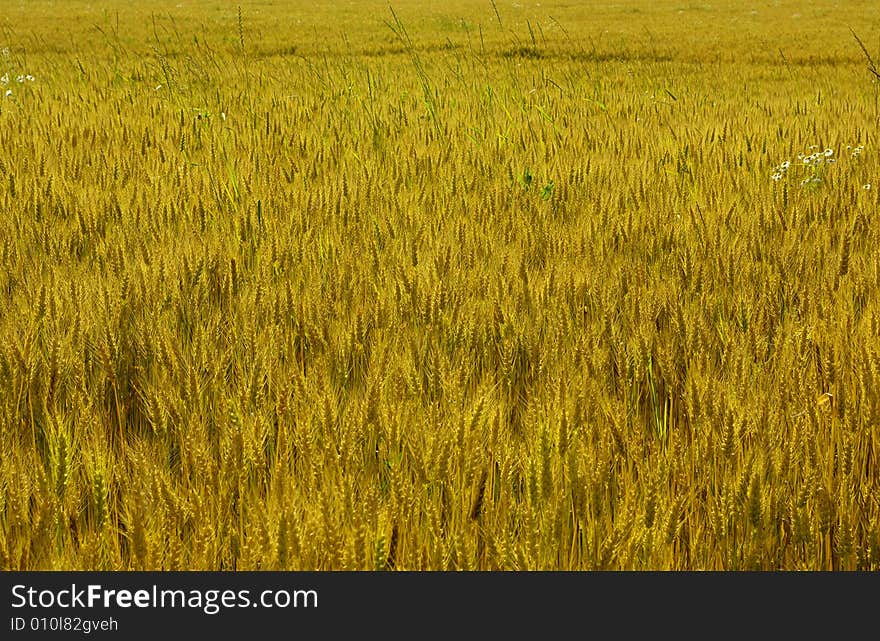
[0,73,7,85]
[824,148,833,157]
[864,183,872,190]
[772,173,782,181]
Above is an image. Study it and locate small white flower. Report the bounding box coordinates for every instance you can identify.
[220,112,226,121]
[824,149,833,157]
[826,158,836,164]
[0,73,7,85]
[781,161,791,170]
[15,75,23,83]
[4,89,11,97]
[772,173,783,181]
[864,183,872,190]
[25,75,34,82]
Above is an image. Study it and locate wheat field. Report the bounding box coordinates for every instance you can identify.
[1,0,879,571]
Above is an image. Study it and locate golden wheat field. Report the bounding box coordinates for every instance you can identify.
[1,0,879,571]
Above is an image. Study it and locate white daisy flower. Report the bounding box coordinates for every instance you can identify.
[824,149,833,157]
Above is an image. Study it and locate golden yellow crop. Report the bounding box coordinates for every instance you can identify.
[0,0,878,570]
